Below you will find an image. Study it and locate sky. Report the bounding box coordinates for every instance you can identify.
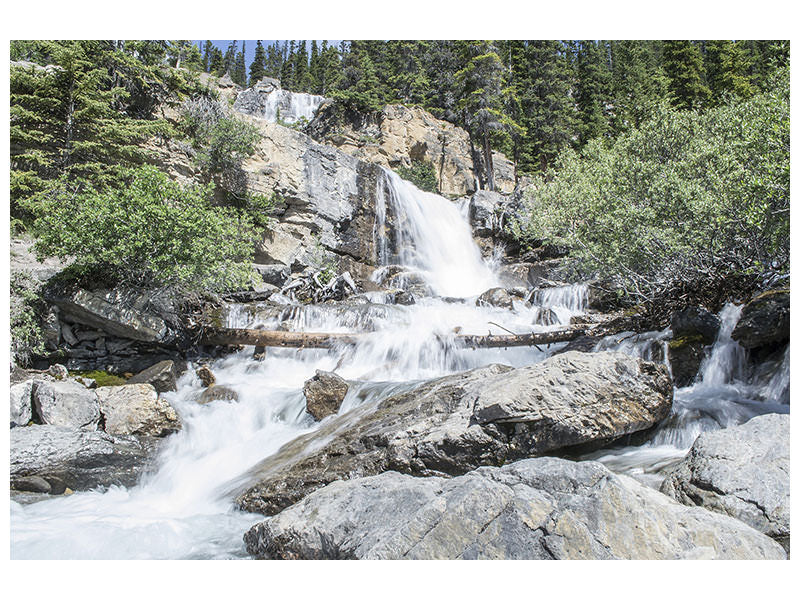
[193,40,340,69]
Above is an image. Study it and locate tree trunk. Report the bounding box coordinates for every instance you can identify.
[201,326,590,350]
[483,132,495,191]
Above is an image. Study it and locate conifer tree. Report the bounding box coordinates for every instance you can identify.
[294,40,310,92]
[662,40,711,109]
[202,40,213,72]
[209,47,224,76]
[704,40,754,102]
[223,40,237,76]
[387,40,431,105]
[309,40,321,93]
[574,40,612,145]
[233,41,247,86]
[608,40,667,133]
[281,40,295,89]
[249,40,268,85]
[318,40,341,94]
[331,47,382,112]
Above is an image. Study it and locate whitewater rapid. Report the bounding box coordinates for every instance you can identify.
[10,170,789,558]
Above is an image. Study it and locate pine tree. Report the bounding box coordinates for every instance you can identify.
[209,47,224,76]
[455,43,523,190]
[281,40,295,89]
[662,40,711,109]
[294,40,310,92]
[574,40,612,145]
[233,41,247,86]
[705,40,754,102]
[249,40,268,86]
[331,47,382,112]
[387,40,431,105]
[309,40,321,93]
[223,40,237,77]
[318,40,341,94]
[266,42,282,79]
[202,40,213,72]
[608,40,667,134]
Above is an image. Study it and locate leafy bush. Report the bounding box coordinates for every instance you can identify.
[28,166,257,293]
[11,271,45,366]
[514,68,789,303]
[396,160,439,194]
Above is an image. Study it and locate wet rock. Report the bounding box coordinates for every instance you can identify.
[468,190,504,236]
[671,306,720,345]
[236,352,672,516]
[661,413,790,551]
[96,384,181,437]
[13,475,53,494]
[303,370,349,420]
[476,287,513,309]
[732,290,789,351]
[10,425,159,492]
[196,365,216,387]
[668,336,707,387]
[11,381,34,427]
[128,360,180,393]
[32,379,101,430]
[244,457,784,560]
[198,385,238,405]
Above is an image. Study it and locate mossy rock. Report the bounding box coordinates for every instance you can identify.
[70,370,128,387]
[668,334,706,350]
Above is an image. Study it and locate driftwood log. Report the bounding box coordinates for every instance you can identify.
[201,326,591,350]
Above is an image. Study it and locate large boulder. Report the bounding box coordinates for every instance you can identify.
[235,351,672,516]
[476,287,513,309]
[660,413,790,551]
[96,384,181,437]
[671,306,721,344]
[732,290,789,351]
[32,379,100,430]
[303,370,349,420]
[10,425,160,492]
[244,457,784,560]
[128,359,181,393]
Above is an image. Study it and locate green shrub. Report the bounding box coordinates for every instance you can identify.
[27,166,257,293]
[11,271,45,366]
[514,68,789,303]
[396,160,439,194]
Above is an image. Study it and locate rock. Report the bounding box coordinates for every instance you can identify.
[96,384,181,437]
[42,306,61,350]
[586,279,624,311]
[32,379,101,430]
[497,263,534,288]
[234,79,327,124]
[244,457,784,560]
[468,190,504,236]
[236,352,672,516]
[13,475,53,494]
[732,290,789,350]
[196,365,216,387]
[128,360,180,393]
[47,363,69,380]
[10,425,159,492]
[668,336,708,387]
[476,287,514,309]
[661,413,790,551]
[303,370,349,420]
[198,385,238,405]
[671,306,721,345]
[60,323,79,346]
[253,263,291,287]
[11,381,34,427]
[307,102,518,196]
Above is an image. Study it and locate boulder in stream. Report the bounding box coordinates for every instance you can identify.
[32,379,101,430]
[731,289,789,351]
[96,383,181,437]
[660,413,790,552]
[128,359,182,393]
[244,457,784,560]
[303,370,349,420]
[236,351,672,516]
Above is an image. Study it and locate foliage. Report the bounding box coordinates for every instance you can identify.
[27,166,257,293]
[70,370,128,386]
[514,70,789,303]
[396,161,439,194]
[11,271,46,366]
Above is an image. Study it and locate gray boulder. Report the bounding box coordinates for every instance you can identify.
[303,370,349,420]
[244,457,784,560]
[671,306,721,345]
[96,384,181,437]
[11,380,34,427]
[476,287,513,309]
[128,359,181,393]
[10,425,159,492]
[32,379,100,430]
[732,290,789,350]
[198,385,238,405]
[660,413,790,551]
[236,352,672,516]
[468,190,504,236]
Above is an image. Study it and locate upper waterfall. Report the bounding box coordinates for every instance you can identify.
[233,77,327,124]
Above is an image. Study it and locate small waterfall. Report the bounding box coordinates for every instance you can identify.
[373,168,498,298]
[698,303,747,386]
[263,89,325,124]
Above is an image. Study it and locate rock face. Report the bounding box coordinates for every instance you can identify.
[244,457,784,560]
[303,370,349,420]
[32,380,101,430]
[128,360,181,393]
[96,384,181,437]
[307,102,518,196]
[668,305,721,386]
[732,290,789,351]
[10,425,159,492]
[660,413,790,551]
[236,352,672,515]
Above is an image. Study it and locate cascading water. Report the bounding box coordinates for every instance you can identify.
[10,168,788,557]
[262,89,325,124]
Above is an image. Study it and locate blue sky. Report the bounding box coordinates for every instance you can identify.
[193,40,340,68]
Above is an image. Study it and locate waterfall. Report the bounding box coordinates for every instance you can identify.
[263,89,325,124]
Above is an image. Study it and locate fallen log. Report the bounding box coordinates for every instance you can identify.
[201,325,590,350]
